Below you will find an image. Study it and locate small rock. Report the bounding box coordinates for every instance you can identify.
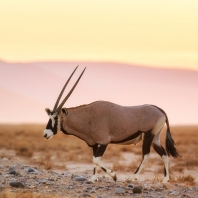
[78,193,91,197]
[169,191,179,196]
[75,176,87,181]
[83,189,89,193]
[27,167,38,174]
[115,187,126,194]
[2,158,9,161]
[133,186,142,194]
[182,194,191,198]
[2,179,6,184]
[0,185,5,191]
[86,181,94,184]
[41,180,48,184]
[90,190,96,193]
[28,185,36,189]
[155,187,164,192]
[10,182,25,188]
[9,170,17,175]
[128,184,133,188]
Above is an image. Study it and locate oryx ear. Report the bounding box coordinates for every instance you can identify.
[61,108,68,115]
[45,108,51,115]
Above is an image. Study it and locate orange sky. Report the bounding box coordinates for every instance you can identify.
[0,0,198,70]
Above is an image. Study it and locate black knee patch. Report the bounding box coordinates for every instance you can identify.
[143,131,154,155]
[152,144,167,157]
[92,144,108,158]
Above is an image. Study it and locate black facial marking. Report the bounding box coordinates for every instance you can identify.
[53,116,58,135]
[110,131,142,144]
[46,119,52,130]
[46,116,58,135]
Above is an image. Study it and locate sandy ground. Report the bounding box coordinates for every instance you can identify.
[0,149,198,198]
[0,124,198,197]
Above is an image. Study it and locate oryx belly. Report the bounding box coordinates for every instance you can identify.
[117,133,142,145]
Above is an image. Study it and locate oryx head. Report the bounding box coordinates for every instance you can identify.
[44,66,86,139]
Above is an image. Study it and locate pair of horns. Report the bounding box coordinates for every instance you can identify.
[53,66,86,113]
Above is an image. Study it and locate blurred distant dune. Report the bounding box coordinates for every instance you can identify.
[0,60,197,125]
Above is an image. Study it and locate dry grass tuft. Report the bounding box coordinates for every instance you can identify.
[1,190,73,198]
[112,161,137,172]
[16,142,33,158]
[170,175,196,186]
[170,165,184,172]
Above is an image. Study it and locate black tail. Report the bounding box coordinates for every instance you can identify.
[165,116,180,158]
[151,105,180,158]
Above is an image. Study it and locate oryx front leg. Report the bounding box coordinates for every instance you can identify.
[89,144,117,182]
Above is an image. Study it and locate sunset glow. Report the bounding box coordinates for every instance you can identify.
[0,0,198,70]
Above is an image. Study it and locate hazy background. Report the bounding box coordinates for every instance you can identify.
[0,0,198,125]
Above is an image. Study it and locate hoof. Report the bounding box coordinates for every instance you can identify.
[162,177,169,183]
[88,175,98,183]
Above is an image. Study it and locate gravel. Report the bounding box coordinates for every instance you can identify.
[0,161,198,197]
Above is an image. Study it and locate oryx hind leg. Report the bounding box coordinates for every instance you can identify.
[133,130,154,181]
[152,131,169,183]
[89,144,117,183]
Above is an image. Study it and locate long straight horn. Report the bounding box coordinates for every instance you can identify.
[53,66,79,112]
[56,67,86,112]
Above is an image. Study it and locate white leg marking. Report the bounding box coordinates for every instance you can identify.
[153,136,170,183]
[89,165,99,183]
[92,157,116,180]
[162,155,169,183]
[133,154,150,180]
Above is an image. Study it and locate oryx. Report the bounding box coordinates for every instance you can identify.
[44,66,179,183]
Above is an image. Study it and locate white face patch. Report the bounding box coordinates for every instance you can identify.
[44,129,53,140]
[49,115,56,127]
